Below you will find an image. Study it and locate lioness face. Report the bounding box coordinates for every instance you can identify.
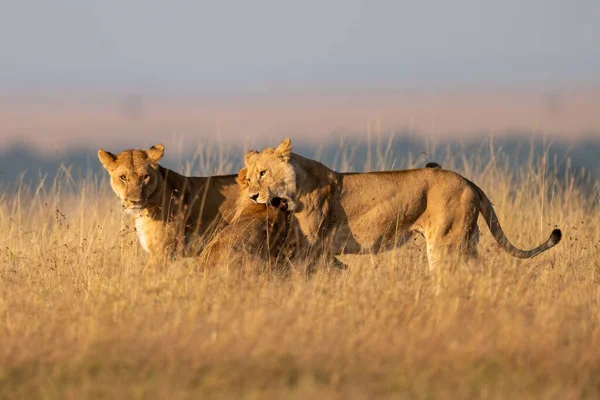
[240,137,297,210]
[98,144,164,213]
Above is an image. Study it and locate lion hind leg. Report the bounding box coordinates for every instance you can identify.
[424,214,480,273]
[464,223,480,259]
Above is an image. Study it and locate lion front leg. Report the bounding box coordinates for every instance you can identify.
[285,212,347,271]
[140,225,185,269]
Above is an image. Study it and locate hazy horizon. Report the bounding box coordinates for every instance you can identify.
[2,86,599,153]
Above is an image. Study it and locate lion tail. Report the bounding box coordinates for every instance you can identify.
[467,180,562,259]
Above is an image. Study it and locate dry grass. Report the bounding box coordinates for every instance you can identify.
[1,139,599,399]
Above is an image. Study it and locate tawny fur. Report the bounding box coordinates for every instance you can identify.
[199,167,293,268]
[200,203,291,268]
[242,138,562,270]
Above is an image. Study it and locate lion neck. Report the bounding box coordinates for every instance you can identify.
[290,153,341,199]
[142,166,242,226]
[139,165,194,219]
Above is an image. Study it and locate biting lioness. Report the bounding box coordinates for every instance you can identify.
[241,138,562,270]
[98,144,245,261]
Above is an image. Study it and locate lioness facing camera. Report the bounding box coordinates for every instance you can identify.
[98,144,244,261]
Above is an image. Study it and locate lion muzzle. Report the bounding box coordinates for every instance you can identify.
[124,198,146,210]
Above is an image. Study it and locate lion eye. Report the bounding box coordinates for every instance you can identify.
[119,175,127,182]
[259,170,267,178]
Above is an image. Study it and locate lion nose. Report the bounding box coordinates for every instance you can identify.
[249,193,259,201]
[129,199,142,205]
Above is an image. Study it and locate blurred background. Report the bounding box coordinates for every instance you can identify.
[1,0,599,181]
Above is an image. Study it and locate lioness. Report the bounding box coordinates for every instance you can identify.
[200,168,292,268]
[240,138,562,270]
[98,144,245,261]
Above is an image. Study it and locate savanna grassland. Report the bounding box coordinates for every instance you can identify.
[1,139,599,399]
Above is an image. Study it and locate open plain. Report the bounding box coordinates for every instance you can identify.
[0,141,598,399]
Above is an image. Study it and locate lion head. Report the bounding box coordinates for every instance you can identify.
[98,144,165,213]
[238,137,297,211]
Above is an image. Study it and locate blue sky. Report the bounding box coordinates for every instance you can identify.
[1,0,598,93]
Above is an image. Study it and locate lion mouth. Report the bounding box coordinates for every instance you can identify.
[269,197,288,211]
[124,200,146,210]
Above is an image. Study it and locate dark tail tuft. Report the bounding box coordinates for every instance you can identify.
[425,162,441,169]
[549,229,562,247]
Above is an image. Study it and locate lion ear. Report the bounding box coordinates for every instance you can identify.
[98,149,117,171]
[147,144,164,162]
[275,137,292,162]
[236,167,249,188]
[244,150,258,165]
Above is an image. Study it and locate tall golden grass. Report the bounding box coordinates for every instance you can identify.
[0,137,598,399]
